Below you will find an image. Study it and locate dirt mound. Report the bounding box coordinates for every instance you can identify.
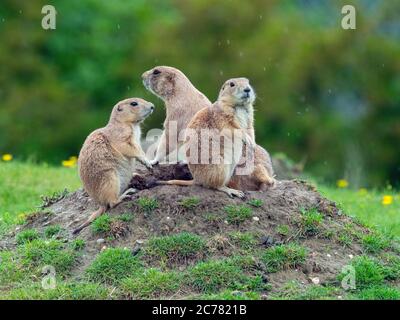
[3,164,397,299]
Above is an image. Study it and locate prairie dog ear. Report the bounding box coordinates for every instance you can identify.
[117,104,123,112]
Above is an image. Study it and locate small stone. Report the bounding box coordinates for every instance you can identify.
[348,254,354,259]
[136,239,145,244]
[224,220,229,225]
[131,245,141,256]
[96,238,105,244]
[15,227,20,231]
[101,245,107,251]
[310,277,320,285]
[327,254,331,258]
[166,216,170,220]
[338,295,343,299]
[252,216,260,222]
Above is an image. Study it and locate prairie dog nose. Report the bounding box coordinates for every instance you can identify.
[150,105,155,111]
[244,87,251,93]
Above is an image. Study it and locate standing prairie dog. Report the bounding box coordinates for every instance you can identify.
[72,98,154,234]
[160,78,260,198]
[142,66,211,165]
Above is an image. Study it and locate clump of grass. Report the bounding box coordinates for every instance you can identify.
[44,225,62,238]
[338,256,386,289]
[1,282,111,300]
[224,205,252,224]
[117,213,134,222]
[16,229,40,244]
[121,268,182,299]
[353,286,400,300]
[146,232,207,264]
[91,214,112,234]
[380,254,400,281]
[228,232,257,250]
[70,239,85,251]
[203,213,223,224]
[86,248,143,284]
[247,199,263,208]
[187,259,247,293]
[18,239,76,275]
[361,232,391,254]
[299,208,323,235]
[269,280,338,300]
[137,197,158,214]
[262,243,307,272]
[276,225,290,236]
[179,197,201,210]
[0,251,25,285]
[197,290,261,300]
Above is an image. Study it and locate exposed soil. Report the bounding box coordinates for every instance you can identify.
[2,164,381,297]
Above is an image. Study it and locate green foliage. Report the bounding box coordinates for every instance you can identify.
[361,232,392,254]
[91,214,112,234]
[187,259,247,293]
[338,256,386,289]
[0,251,26,286]
[70,239,86,251]
[269,280,339,300]
[121,268,182,299]
[224,205,253,224]
[137,197,158,214]
[247,199,264,208]
[44,225,62,238]
[117,213,134,222]
[262,243,307,273]
[299,208,324,235]
[18,239,76,275]
[197,290,261,300]
[1,282,111,300]
[146,232,207,263]
[353,286,400,300]
[86,248,143,284]
[179,197,201,210]
[16,229,40,244]
[276,225,290,236]
[228,232,257,250]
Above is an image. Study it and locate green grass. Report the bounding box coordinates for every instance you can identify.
[137,197,158,214]
[320,185,400,236]
[247,199,264,208]
[91,214,112,234]
[15,229,40,244]
[85,248,143,284]
[299,208,324,235]
[352,286,400,300]
[179,197,201,210]
[146,232,207,264]
[0,162,80,236]
[44,225,62,238]
[224,205,253,224]
[262,243,307,273]
[121,268,182,299]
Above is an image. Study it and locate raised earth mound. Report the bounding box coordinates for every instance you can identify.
[1,165,399,300]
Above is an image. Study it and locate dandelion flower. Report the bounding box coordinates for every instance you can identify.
[2,154,13,161]
[382,195,393,206]
[337,179,348,188]
[62,160,76,168]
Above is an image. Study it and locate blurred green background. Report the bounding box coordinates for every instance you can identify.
[0,0,399,187]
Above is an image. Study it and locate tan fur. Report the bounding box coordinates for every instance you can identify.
[142,66,211,164]
[161,78,259,198]
[73,98,154,234]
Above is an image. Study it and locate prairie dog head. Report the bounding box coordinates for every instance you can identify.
[218,78,255,108]
[110,98,154,124]
[142,66,191,101]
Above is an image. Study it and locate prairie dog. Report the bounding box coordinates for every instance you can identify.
[160,78,257,198]
[142,66,211,164]
[72,98,154,234]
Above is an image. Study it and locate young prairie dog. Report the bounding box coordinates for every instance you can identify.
[160,78,259,198]
[72,98,154,234]
[142,66,212,165]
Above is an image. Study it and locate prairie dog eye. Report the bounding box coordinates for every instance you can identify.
[229,82,235,87]
[153,69,161,75]
[130,101,138,107]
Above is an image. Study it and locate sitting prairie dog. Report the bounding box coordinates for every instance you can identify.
[72,98,154,234]
[160,78,260,198]
[142,66,211,165]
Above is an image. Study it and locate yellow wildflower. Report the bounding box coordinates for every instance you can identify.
[382,195,393,206]
[2,154,13,161]
[62,160,76,168]
[337,179,348,188]
[69,156,78,162]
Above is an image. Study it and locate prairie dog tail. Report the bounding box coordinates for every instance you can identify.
[72,206,106,235]
[157,180,194,186]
